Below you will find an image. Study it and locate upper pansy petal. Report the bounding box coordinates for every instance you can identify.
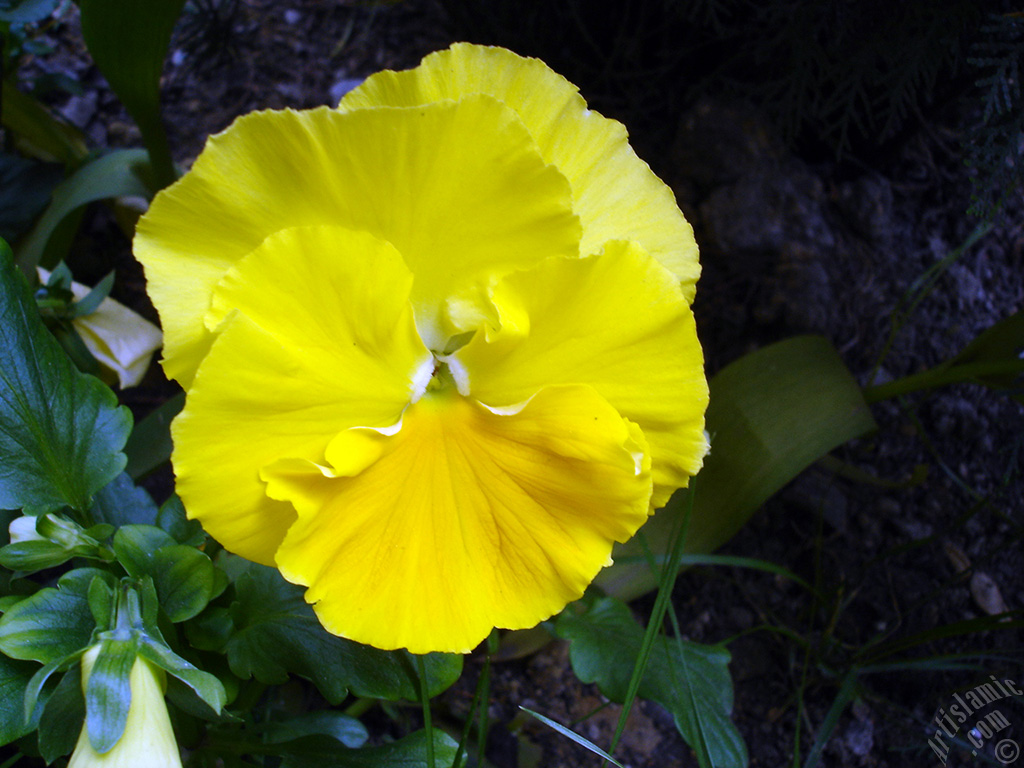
[172,228,431,564]
[135,95,580,385]
[453,240,709,508]
[265,384,652,654]
[341,42,700,300]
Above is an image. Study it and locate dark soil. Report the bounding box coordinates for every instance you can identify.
[22,1,1023,766]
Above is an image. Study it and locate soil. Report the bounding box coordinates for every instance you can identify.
[18,1,1023,767]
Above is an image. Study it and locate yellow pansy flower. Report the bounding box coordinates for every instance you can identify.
[134,43,709,654]
[69,647,183,768]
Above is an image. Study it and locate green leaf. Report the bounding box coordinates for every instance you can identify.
[557,597,747,768]
[90,472,160,527]
[84,639,136,752]
[0,153,63,243]
[263,711,369,749]
[520,707,626,768]
[281,729,460,768]
[14,149,156,271]
[185,606,234,652]
[0,245,132,512]
[0,81,89,167]
[151,545,215,622]
[110,524,214,621]
[865,309,1024,404]
[0,654,36,747]
[134,636,225,714]
[37,664,84,763]
[87,575,115,630]
[155,494,205,547]
[112,524,176,577]
[124,391,183,480]
[226,565,462,703]
[78,0,184,188]
[598,335,877,600]
[0,568,98,664]
[23,656,72,726]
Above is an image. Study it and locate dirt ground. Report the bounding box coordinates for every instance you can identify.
[23,1,1024,766]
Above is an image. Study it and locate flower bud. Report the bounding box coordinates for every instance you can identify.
[69,647,183,768]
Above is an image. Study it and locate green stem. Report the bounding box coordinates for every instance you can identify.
[342,697,376,718]
[863,359,1024,403]
[477,630,497,763]
[415,654,435,768]
[609,484,696,759]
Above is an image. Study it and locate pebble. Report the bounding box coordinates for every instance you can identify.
[330,77,365,104]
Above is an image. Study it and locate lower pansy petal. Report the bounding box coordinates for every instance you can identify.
[265,384,652,654]
[453,240,709,507]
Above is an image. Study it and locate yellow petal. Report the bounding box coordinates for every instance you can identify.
[135,96,579,385]
[265,384,652,654]
[70,647,182,768]
[453,241,708,508]
[172,227,431,564]
[341,43,699,300]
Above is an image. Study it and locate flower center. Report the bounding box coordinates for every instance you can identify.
[411,353,470,404]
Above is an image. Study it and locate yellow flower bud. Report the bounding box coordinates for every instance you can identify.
[69,647,183,768]
[37,267,162,389]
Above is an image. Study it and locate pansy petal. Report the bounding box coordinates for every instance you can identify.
[205,225,431,363]
[265,385,652,654]
[454,241,708,507]
[135,96,579,385]
[341,43,699,300]
[173,232,430,564]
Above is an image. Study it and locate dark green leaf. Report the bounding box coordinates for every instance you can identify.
[0,569,97,663]
[0,654,36,747]
[84,640,136,752]
[125,391,183,480]
[599,335,876,600]
[87,575,115,630]
[0,245,132,513]
[263,711,369,749]
[90,472,159,527]
[112,524,176,577]
[23,656,73,727]
[78,0,184,188]
[227,565,461,703]
[185,606,234,651]
[151,545,215,622]
[557,597,747,768]
[281,728,459,768]
[155,493,204,546]
[0,153,62,243]
[37,664,83,763]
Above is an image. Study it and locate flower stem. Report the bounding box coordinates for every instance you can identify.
[415,654,435,768]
